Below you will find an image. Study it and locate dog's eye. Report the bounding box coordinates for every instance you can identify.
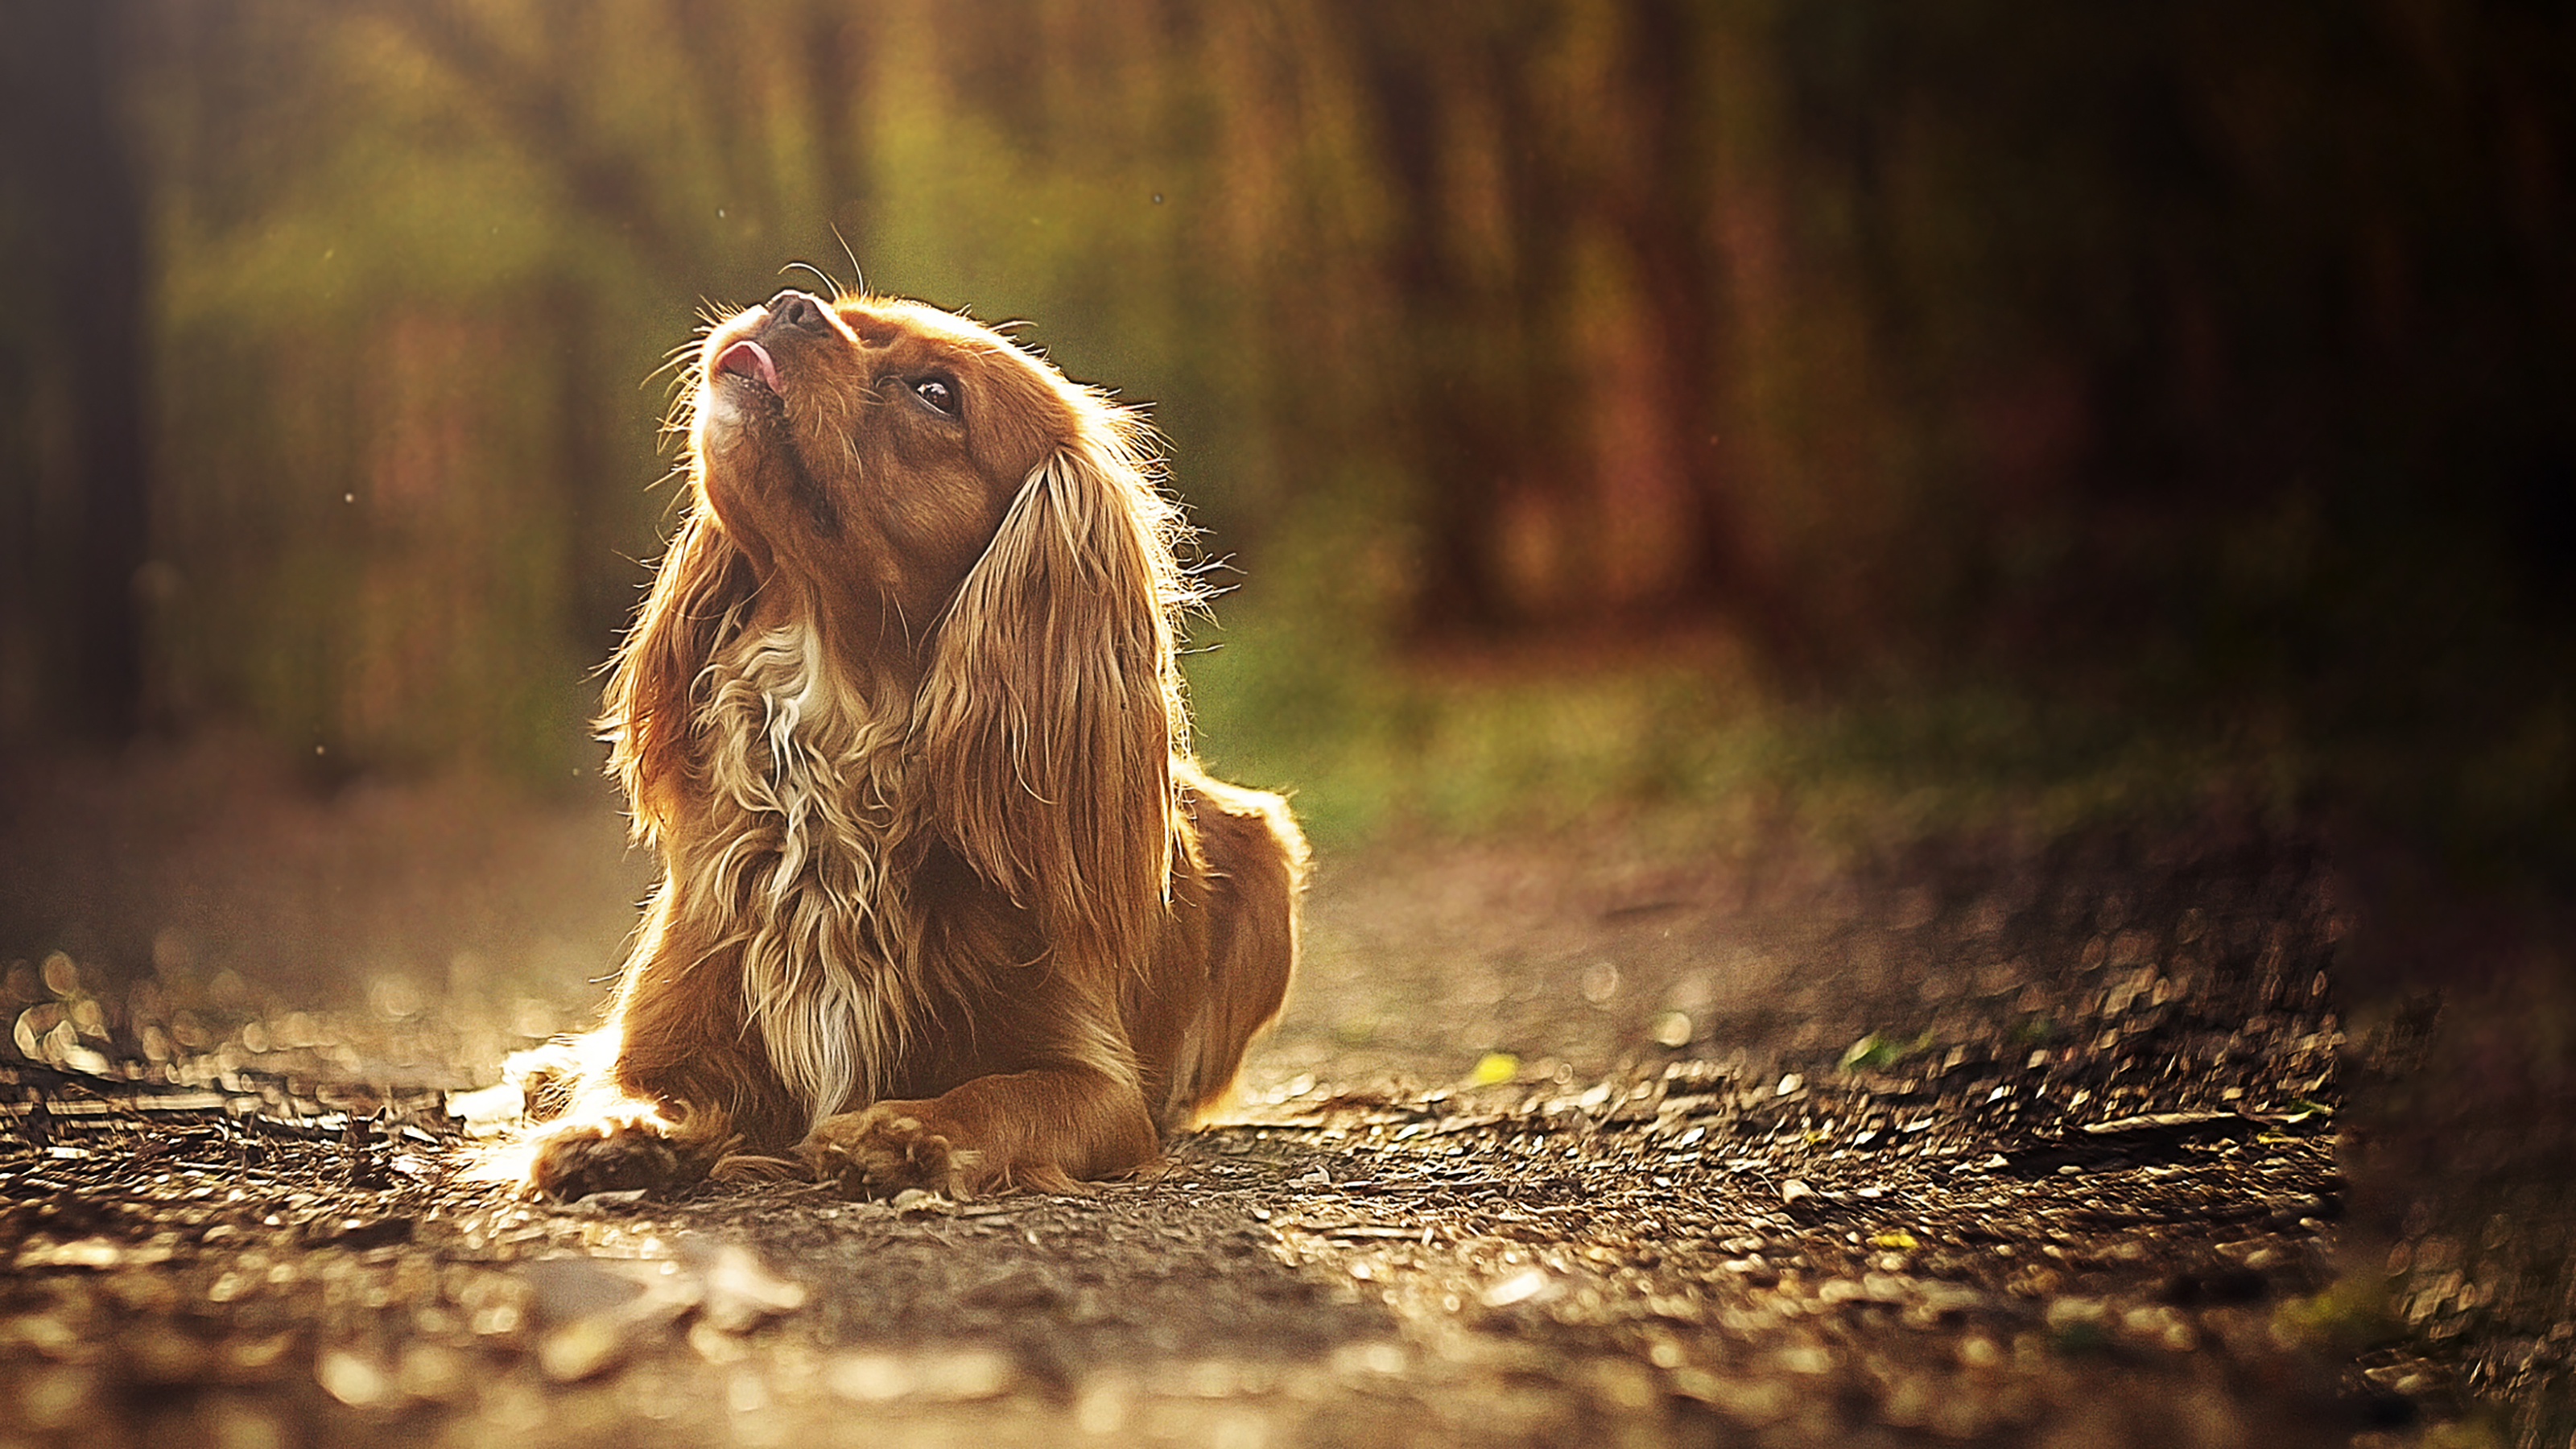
[909,376,959,419]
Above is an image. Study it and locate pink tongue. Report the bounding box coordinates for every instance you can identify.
[716,341,780,392]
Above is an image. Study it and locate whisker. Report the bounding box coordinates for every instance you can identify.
[831,225,865,298]
[782,258,838,295]
[641,349,694,393]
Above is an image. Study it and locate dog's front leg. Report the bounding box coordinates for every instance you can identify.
[520,890,796,1200]
[520,1046,773,1201]
[802,1063,1159,1198]
[522,1094,712,1201]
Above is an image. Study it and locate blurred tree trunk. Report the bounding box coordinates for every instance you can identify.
[1331,1,1824,671]
[1344,6,1570,637]
[1,0,150,741]
[549,286,639,671]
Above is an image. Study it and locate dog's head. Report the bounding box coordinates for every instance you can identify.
[609,289,1196,969]
[692,291,1075,625]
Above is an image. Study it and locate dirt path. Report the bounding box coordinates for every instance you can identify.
[0,820,2467,1447]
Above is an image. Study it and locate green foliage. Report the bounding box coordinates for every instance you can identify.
[1187,545,2310,854]
[1838,1030,1933,1075]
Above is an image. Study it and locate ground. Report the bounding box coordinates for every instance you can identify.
[0,800,2542,1447]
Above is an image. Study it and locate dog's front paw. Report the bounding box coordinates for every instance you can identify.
[527,1122,684,1202]
[803,1104,978,1199]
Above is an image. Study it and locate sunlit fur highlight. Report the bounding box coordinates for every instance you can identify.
[918,427,1195,979]
[700,621,911,1131]
[490,286,1305,1201]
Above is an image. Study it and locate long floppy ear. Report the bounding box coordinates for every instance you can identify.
[916,420,1195,972]
[601,506,755,840]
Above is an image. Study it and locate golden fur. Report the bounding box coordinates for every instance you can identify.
[504,289,1304,1199]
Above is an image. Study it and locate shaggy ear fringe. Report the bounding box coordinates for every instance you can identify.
[915,418,1199,973]
[601,507,754,839]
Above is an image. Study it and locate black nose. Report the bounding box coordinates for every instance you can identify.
[765,290,831,336]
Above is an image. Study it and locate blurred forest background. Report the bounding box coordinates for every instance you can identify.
[3,1,2574,1026]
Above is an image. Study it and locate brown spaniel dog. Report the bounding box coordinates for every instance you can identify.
[506,289,1304,1199]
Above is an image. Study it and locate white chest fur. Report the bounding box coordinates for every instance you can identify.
[695,623,917,1130]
